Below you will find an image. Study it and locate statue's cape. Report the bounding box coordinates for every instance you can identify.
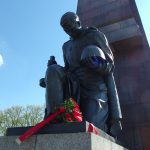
[105,73,122,120]
[85,27,122,120]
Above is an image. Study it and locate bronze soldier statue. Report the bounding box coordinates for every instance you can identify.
[40,12,122,137]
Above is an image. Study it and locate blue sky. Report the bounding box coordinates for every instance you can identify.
[0,0,149,110]
[136,0,150,44]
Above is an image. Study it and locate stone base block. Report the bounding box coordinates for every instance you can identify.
[6,121,115,143]
[0,133,127,150]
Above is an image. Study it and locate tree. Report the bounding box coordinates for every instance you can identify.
[0,105,44,135]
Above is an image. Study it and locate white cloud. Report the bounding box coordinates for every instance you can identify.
[0,54,4,66]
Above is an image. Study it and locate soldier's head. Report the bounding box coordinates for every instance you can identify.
[60,12,82,38]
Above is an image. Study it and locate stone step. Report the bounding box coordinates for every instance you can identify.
[0,133,128,150]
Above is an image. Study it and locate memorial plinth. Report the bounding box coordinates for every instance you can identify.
[0,122,127,150]
[0,133,127,150]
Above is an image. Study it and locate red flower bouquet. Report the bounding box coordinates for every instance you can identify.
[16,98,82,144]
[53,98,82,123]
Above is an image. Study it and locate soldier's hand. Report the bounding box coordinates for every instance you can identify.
[39,78,46,88]
[81,56,103,69]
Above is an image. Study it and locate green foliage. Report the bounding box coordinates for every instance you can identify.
[0,105,44,135]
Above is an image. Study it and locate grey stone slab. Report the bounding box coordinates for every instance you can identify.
[0,135,36,150]
[120,18,136,28]
[106,24,141,43]
[0,133,128,150]
[100,22,121,33]
[100,18,136,33]
[35,133,91,150]
[91,134,128,150]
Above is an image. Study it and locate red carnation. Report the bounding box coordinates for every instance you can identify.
[73,109,82,116]
[72,109,82,122]
[59,106,66,112]
[74,115,83,122]
[70,98,79,108]
[65,113,73,122]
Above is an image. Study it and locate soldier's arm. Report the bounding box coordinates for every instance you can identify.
[91,30,114,74]
[62,43,69,70]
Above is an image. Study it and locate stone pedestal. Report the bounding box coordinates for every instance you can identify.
[0,122,127,150]
[0,133,127,150]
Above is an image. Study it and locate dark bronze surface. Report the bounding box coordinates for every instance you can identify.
[40,11,122,137]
